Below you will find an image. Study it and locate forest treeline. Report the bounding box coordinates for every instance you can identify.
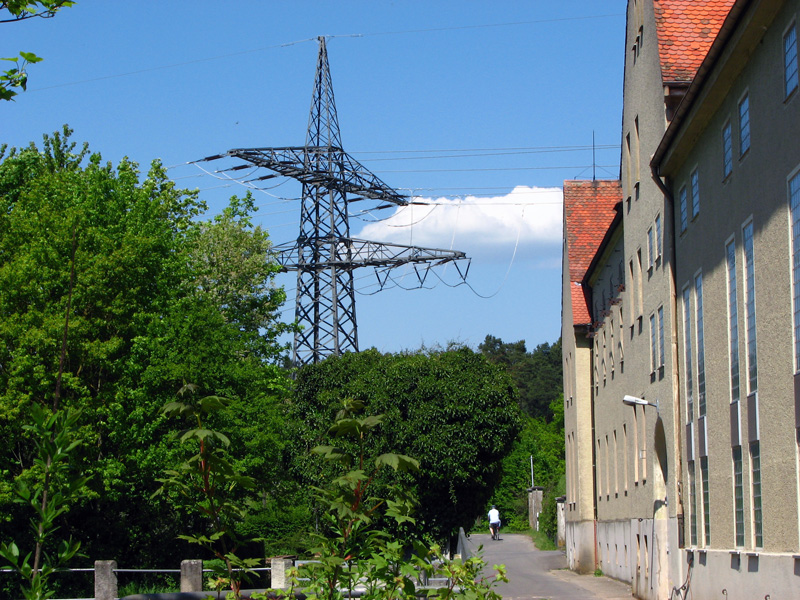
[0,130,563,598]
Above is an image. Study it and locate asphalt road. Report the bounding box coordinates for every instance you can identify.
[466,533,632,600]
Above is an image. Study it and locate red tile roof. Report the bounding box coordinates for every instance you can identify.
[563,180,622,326]
[654,0,735,83]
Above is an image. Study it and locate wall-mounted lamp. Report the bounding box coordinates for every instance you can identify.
[622,395,659,412]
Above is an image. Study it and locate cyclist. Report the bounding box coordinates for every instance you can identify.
[487,505,501,540]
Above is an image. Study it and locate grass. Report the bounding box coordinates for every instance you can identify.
[528,528,558,551]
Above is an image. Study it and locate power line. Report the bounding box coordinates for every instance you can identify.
[27,14,623,92]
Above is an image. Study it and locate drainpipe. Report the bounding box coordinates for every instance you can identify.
[651,163,686,566]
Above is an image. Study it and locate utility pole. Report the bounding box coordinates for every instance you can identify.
[201,37,470,366]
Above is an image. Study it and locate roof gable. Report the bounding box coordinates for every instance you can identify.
[563,180,622,326]
[654,0,736,83]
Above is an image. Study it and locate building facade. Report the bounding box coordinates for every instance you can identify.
[558,1,800,599]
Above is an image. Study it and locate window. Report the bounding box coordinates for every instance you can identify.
[679,186,688,233]
[751,441,763,547]
[726,240,740,402]
[733,446,745,547]
[691,169,700,218]
[785,23,798,98]
[695,274,706,416]
[743,222,758,393]
[739,95,750,156]
[647,227,655,270]
[683,286,694,422]
[723,121,733,179]
[689,461,698,546]
[701,456,710,546]
[650,313,657,373]
[790,171,800,370]
[655,214,662,261]
[658,305,665,369]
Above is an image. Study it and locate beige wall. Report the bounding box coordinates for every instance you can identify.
[664,0,800,557]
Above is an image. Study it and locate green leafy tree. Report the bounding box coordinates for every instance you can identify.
[286,347,522,545]
[0,406,88,600]
[0,128,292,592]
[479,336,562,420]
[268,399,507,600]
[155,385,264,600]
[1,2,74,100]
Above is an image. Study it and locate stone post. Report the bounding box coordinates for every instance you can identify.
[528,486,544,530]
[181,559,204,592]
[270,557,294,589]
[94,560,117,600]
[556,495,566,548]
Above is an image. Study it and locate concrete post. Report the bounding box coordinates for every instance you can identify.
[94,560,117,600]
[270,557,294,589]
[528,486,544,530]
[556,495,566,548]
[181,559,204,592]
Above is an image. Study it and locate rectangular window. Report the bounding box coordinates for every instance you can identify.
[743,222,758,392]
[751,441,763,547]
[739,95,750,156]
[727,240,741,402]
[683,287,694,422]
[647,227,655,269]
[679,186,688,233]
[691,169,700,218]
[650,313,657,372]
[695,274,706,416]
[658,305,665,368]
[723,121,733,178]
[733,446,745,547]
[701,456,710,546]
[785,24,798,98]
[791,172,800,370]
[689,460,698,546]
[655,214,662,260]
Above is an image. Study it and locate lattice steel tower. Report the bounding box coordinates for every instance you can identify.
[203,37,469,365]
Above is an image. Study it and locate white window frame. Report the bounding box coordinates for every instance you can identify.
[790,167,800,372]
[695,272,706,417]
[743,219,758,393]
[655,214,662,261]
[726,236,741,402]
[682,285,694,423]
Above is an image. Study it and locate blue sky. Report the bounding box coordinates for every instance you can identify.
[2,1,625,355]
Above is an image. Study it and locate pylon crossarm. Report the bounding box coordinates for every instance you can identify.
[273,238,466,271]
[218,146,409,206]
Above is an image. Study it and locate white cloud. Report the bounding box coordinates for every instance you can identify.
[353,186,563,267]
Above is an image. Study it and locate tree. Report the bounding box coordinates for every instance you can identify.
[479,335,563,419]
[285,347,523,545]
[0,128,292,595]
[1,2,74,100]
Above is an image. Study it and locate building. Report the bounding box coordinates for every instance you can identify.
[560,1,800,598]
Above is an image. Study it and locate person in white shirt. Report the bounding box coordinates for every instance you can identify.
[487,505,501,539]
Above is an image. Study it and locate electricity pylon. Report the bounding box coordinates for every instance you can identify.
[201,37,469,366]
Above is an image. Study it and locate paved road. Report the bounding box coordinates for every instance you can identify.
[466,533,632,600]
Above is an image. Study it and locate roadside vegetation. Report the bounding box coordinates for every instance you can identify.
[0,130,564,599]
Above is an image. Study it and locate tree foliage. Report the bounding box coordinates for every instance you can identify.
[286,347,523,544]
[0,128,292,595]
[1,1,74,101]
[479,335,562,420]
